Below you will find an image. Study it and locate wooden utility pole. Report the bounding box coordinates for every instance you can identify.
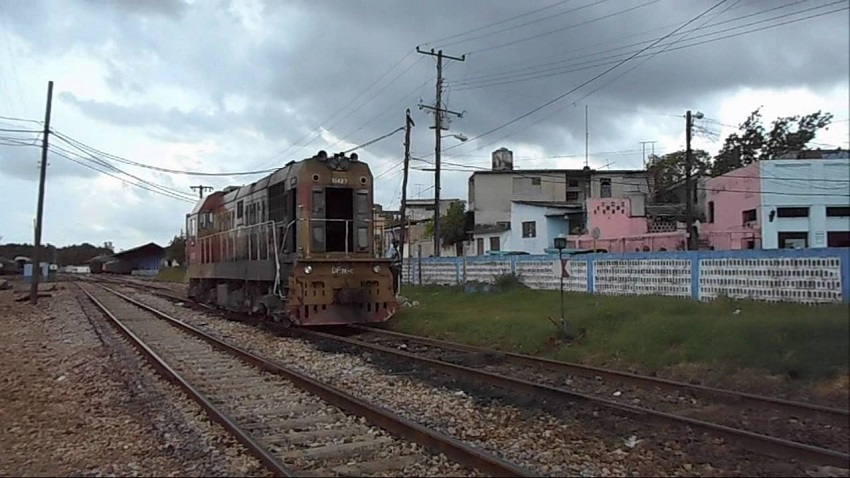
[399,109,415,262]
[685,110,695,251]
[416,47,464,257]
[30,80,54,305]
[190,185,213,198]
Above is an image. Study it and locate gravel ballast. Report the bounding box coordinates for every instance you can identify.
[120,287,820,477]
[0,281,266,477]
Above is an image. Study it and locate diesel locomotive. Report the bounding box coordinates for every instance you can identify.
[184,150,398,326]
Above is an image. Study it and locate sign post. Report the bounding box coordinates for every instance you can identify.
[554,235,568,327]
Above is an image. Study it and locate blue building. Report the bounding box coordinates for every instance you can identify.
[111,243,165,276]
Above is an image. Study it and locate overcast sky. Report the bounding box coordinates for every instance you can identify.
[0,0,847,251]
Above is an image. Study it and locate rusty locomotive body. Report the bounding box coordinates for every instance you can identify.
[185,151,398,326]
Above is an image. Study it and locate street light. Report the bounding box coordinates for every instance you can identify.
[441,133,468,142]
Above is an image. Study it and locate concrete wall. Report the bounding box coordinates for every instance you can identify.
[402,247,850,304]
[760,159,850,249]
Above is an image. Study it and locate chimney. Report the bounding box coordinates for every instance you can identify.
[492,147,513,171]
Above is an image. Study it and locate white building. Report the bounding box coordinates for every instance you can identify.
[759,156,850,249]
[472,201,579,255]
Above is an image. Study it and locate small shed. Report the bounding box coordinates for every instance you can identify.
[111,243,165,276]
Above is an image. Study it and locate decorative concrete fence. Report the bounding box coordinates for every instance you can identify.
[401,248,850,304]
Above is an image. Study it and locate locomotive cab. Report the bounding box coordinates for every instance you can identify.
[285,151,398,325]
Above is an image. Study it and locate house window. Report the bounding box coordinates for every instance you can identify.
[566,191,580,202]
[778,231,808,249]
[567,178,579,187]
[826,206,850,217]
[707,201,715,223]
[237,201,244,219]
[600,179,612,198]
[776,207,809,218]
[531,177,541,186]
[827,231,850,247]
[522,221,536,238]
[476,238,484,255]
[489,236,500,251]
[742,209,756,223]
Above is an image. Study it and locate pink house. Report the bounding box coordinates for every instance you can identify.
[700,163,762,249]
[568,197,687,252]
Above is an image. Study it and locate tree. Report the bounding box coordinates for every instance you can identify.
[422,201,469,255]
[647,149,711,202]
[711,108,833,176]
[165,234,186,266]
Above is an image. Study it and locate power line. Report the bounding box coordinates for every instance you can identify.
[438,0,614,50]
[455,1,845,90]
[429,0,731,159]
[423,0,578,47]
[466,0,663,56]
[49,130,278,177]
[253,49,421,169]
[49,148,196,203]
[439,3,845,158]
[456,0,812,86]
[50,142,197,201]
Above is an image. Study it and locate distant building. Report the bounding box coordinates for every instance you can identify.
[702,152,850,249]
[110,242,166,275]
[468,147,651,254]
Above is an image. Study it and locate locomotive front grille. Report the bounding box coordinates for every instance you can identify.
[334,287,368,305]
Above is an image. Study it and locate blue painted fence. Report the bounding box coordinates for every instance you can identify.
[402,247,850,304]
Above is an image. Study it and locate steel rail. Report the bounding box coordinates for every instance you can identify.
[89,283,536,478]
[76,283,298,477]
[349,325,850,420]
[296,327,850,469]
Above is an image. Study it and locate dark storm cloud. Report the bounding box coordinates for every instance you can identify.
[2,0,847,177]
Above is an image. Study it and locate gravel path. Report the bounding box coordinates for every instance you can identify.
[119,287,816,477]
[0,281,266,477]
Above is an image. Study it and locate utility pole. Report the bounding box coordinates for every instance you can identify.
[584,105,589,168]
[639,140,657,168]
[30,80,54,305]
[190,185,213,199]
[685,110,704,251]
[399,108,415,263]
[417,47,465,257]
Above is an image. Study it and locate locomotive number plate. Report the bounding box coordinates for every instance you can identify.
[332,266,354,275]
[331,177,348,185]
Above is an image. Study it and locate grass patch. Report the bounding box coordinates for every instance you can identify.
[392,285,850,384]
[155,266,187,283]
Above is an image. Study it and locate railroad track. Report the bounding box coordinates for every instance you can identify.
[291,325,850,469]
[75,281,535,477]
[89,276,850,470]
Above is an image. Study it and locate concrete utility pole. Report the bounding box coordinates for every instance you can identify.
[585,105,589,168]
[30,80,54,305]
[416,47,465,257]
[639,140,657,168]
[685,110,703,251]
[190,185,213,199]
[399,108,415,263]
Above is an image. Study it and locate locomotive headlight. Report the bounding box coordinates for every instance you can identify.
[304,265,313,274]
[372,265,381,274]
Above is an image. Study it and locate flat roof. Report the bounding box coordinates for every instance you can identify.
[112,242,164,259]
